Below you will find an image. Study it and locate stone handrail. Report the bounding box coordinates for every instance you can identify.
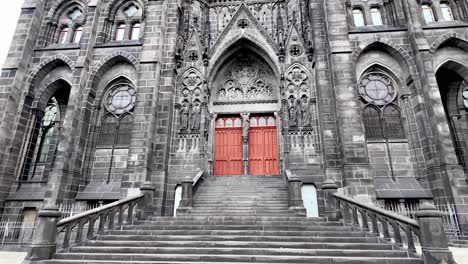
[56,194,144,250]
[177,169,207,214]
[26,182,156,261]
[284,170,306,216]
[321,180,457,264]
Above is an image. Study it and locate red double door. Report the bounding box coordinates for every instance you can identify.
[214,116,279,176]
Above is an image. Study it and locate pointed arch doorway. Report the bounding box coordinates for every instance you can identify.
[210,44,281,177]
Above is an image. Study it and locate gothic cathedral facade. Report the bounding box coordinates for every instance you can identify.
[1,0,468,233]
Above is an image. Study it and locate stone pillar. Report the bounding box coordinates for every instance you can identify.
[322,179,340,221]
[416,202,457,264]
[241,113,250,176]
[137,182,156,220]
[26,206,61,261]
[177,176,194,214]
[288,176,306,216]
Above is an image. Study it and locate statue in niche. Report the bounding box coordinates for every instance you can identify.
[191,101,201,130]
[180,101,190,130]
[288,96,298,127]
[300,95,312,127]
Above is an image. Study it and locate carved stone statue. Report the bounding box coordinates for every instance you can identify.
[301,96,312,127]
[288,97,298,127]
[180,101,189,130]
[191,101,201,130]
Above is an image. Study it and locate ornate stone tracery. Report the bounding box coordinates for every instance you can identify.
[179,70,205,132]
[285,65,314,129]
[214,56,277,102]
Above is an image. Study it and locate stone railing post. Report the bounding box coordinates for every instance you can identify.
[416,202,457,264]
[288,176,306,216]
[322,179,340,221]
[177,176,194,214]
[137,181,156,220]
[25,206,61,261]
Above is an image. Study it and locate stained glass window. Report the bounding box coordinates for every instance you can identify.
[382,105,406,139]
[363,105,384,140]
[99,115,117,145]
[117,115,133,145]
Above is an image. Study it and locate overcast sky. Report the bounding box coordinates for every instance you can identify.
[0,2,23,67]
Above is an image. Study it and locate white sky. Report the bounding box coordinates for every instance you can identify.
[0,2,23,67]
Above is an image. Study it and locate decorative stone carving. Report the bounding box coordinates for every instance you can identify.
[288,96,299,127]
[300,95,312,127]
[214,56,277,103]
[180,100,190,130]
[191,100,201,130]
[179,70,206,132]
[285,65,314,129]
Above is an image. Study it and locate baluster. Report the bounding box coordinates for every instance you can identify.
[127,202,135,223]
[62,225,72,249]
[98,212,106,235]
[87,217,96,239]
[360,209,369,231]
[343,203,351,224]
[370,213,380,236]
[108,209,115,231]
[405,227,416,253]
[118,205,124,228]
[391,221,403,247]
[352,206,360,228]
[381,218,391,241]
[74,220,85,244]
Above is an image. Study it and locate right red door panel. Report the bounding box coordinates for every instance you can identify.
[248,116,279,176]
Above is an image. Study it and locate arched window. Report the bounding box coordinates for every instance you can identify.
[108,2,143,42]
[72,26,83,43]
[98,115,118,145]
[370,7,383,26]
[440,2,454,21]
[130,22,141,40]
[353,8,365,27]
[422,4,436,23]
[97,81,137,146]
[117,114,133,145]
[359,70,404,141]
[115,23,126,41]
[50,6,84,45]
[363,105,384,140]
[36,103,59,163]
[58,26,69,44]
[382,105,405,139]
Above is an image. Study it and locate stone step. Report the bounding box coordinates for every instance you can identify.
[122,224,352,231]
[147,216,323,221]
[48,260,423,264]
[109,229,373,237]
[52,253,422,263]
[83,240,393,250]
[97,234,382,243]
[67,246,411,258]
[133,219,339,226]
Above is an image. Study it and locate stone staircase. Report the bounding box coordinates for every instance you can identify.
[46,176,422,264]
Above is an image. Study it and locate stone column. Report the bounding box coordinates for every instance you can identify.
[322,179,340,221]
[288,175,306,216]
[241,113,250,176]
[416,202,457,264]
[26,206,61,261]
[177,176,194,214]
[137,182,156,220]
